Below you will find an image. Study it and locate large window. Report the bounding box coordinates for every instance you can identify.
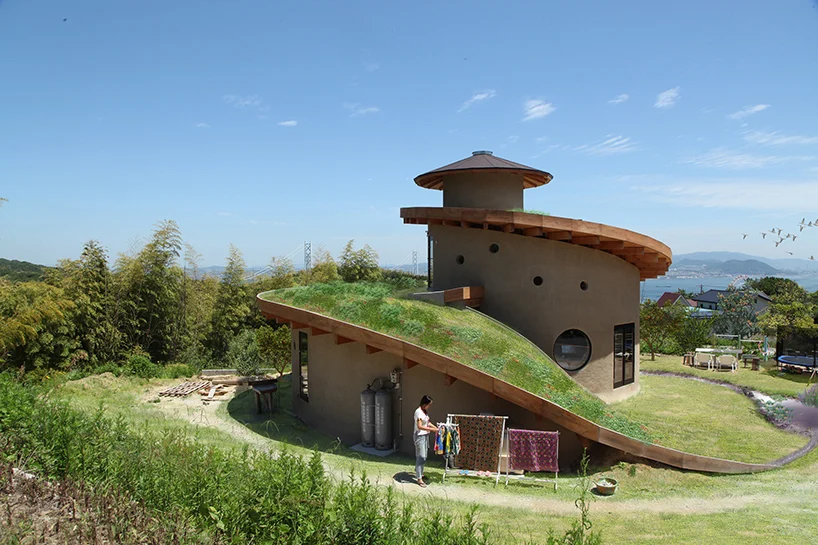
[298,331,309,402]
[553,329,591,371]
[613,323,635,388]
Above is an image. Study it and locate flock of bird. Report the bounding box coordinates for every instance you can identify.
[742,217,816,261]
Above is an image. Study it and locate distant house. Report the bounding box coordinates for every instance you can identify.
[656,292,697,309]
[691,289,771,314]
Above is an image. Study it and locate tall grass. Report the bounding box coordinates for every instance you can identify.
[0,374,498,544]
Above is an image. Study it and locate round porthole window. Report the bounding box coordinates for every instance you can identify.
[456,255,465,265]
[553,329,591,371]
[533,276,543,286]
[580,281,588,291]
[489,243,500,254]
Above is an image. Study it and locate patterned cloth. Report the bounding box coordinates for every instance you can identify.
[453,415,505,472]
[508,429,559,473]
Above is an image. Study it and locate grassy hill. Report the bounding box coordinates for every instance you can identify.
[260,281,652,442]
[0,258,50,282]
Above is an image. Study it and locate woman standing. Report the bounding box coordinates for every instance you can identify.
[413,394,438,488]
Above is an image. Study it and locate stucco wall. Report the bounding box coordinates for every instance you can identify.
[442,172,524,210]
[291,329,583,468]
[429,225,641,398]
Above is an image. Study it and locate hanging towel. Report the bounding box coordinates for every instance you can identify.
[453,415,505,472]
[507,429,559,473]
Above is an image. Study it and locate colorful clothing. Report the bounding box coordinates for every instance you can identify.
[453,415,505,472]
[434,423,461,457]
[507,429,559,473]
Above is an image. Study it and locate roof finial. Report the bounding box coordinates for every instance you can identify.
[472,150,493,156]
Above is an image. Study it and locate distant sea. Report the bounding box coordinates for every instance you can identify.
[641,274,818,302]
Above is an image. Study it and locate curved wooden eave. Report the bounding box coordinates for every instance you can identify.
[416,169,551,190]
[400,207,672,280]
[257,295,775,474]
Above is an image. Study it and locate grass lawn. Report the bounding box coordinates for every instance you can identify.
[611,375,809,463]
[261,281,652,441]
[53,372,818,545]
[641,354,812,398]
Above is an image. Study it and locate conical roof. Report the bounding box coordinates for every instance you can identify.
[414,151,553,190]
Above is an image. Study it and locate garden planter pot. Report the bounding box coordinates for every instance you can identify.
[594,478,618,496]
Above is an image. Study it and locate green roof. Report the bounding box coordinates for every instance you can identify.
[259,281,652,442]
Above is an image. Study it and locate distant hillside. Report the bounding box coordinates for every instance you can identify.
[709,259,778,275]
[674,252,818,272]
[0,258,50,282]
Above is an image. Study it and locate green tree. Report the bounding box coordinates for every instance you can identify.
[0,279,79,372]
[227,329,261,376]
[210,244,251,358]
[745,277,807,303]
[301,247,339,284]
[52,241,122,365]
[673,315,714,354]
[256,324,291,378]
[640,299,685,360]
[713,288,759,339]
[338,240,381,283]
[114,220,184,362]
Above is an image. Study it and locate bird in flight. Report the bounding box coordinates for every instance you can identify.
[775,240,782,247]
[792,235,798,241]
[742,233,748,239]
[810,256,815,261]
[787,251,794,255]
[800,225,806,231]
[776,228,783,235]
[760,232,767,239]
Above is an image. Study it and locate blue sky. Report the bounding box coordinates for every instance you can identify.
[2,0,818,268]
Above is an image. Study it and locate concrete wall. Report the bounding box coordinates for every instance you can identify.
[442,172,524,210]
[429,225,641,400]
[291,329,583,469]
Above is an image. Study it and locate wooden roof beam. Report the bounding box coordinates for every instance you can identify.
[311,327,331,336]
[365,345,383,355]
[523,226,543,237]
[334,334,355,345]
[502,224,515,233]
[597,241,625,250]
[612,247,645,256]
[546,231,572,241]
[404,357,419,369]
[573,235,600,246]
[444,374,458,386]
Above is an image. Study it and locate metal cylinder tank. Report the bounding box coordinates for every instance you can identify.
[360,387,375,447]
[375,389,392,450]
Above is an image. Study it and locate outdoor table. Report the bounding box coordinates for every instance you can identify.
[250,379,278,414]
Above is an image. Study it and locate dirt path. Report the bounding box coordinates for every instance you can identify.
[140,382,806,517]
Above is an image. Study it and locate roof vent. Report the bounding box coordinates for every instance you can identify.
[472,150,493,156]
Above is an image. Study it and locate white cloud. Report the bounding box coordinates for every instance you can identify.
[743,130,818,146]
[634,179,818,212]
[458,90,496,112]
[686,148,815,169]
[654,87,680,109]
[195,122,210,128]
[522,99,556,121]
[343,102,380,116]
[222,94,264,108]
[608,94,629,104]
[727,104,769,120]
[278,120,298,127]
[581,135,639,155]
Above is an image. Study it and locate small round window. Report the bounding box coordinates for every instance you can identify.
[489,243,500,254]
[533,276,543,286]
[456,255,465,265]
[580,281,588,291]
[553,329,591,371]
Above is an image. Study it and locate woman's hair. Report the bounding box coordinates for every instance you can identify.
[419,395,433,413]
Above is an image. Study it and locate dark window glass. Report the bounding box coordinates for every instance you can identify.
[553,329,591,371]
[613,323,635,388]
[456,255,465,265]
[580,281,588,291]
[533,276,543,286]
[298,331,309,402]
[489,243,500,253]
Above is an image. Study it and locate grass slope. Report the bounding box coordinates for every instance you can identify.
[611,375,809,463]
[262,282,655,441]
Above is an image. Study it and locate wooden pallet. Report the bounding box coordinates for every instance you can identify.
[158,381,210,397]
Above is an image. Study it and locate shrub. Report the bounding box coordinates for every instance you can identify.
[126,354,159,379]
[798,384,818,408]
[227,329,261,377]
